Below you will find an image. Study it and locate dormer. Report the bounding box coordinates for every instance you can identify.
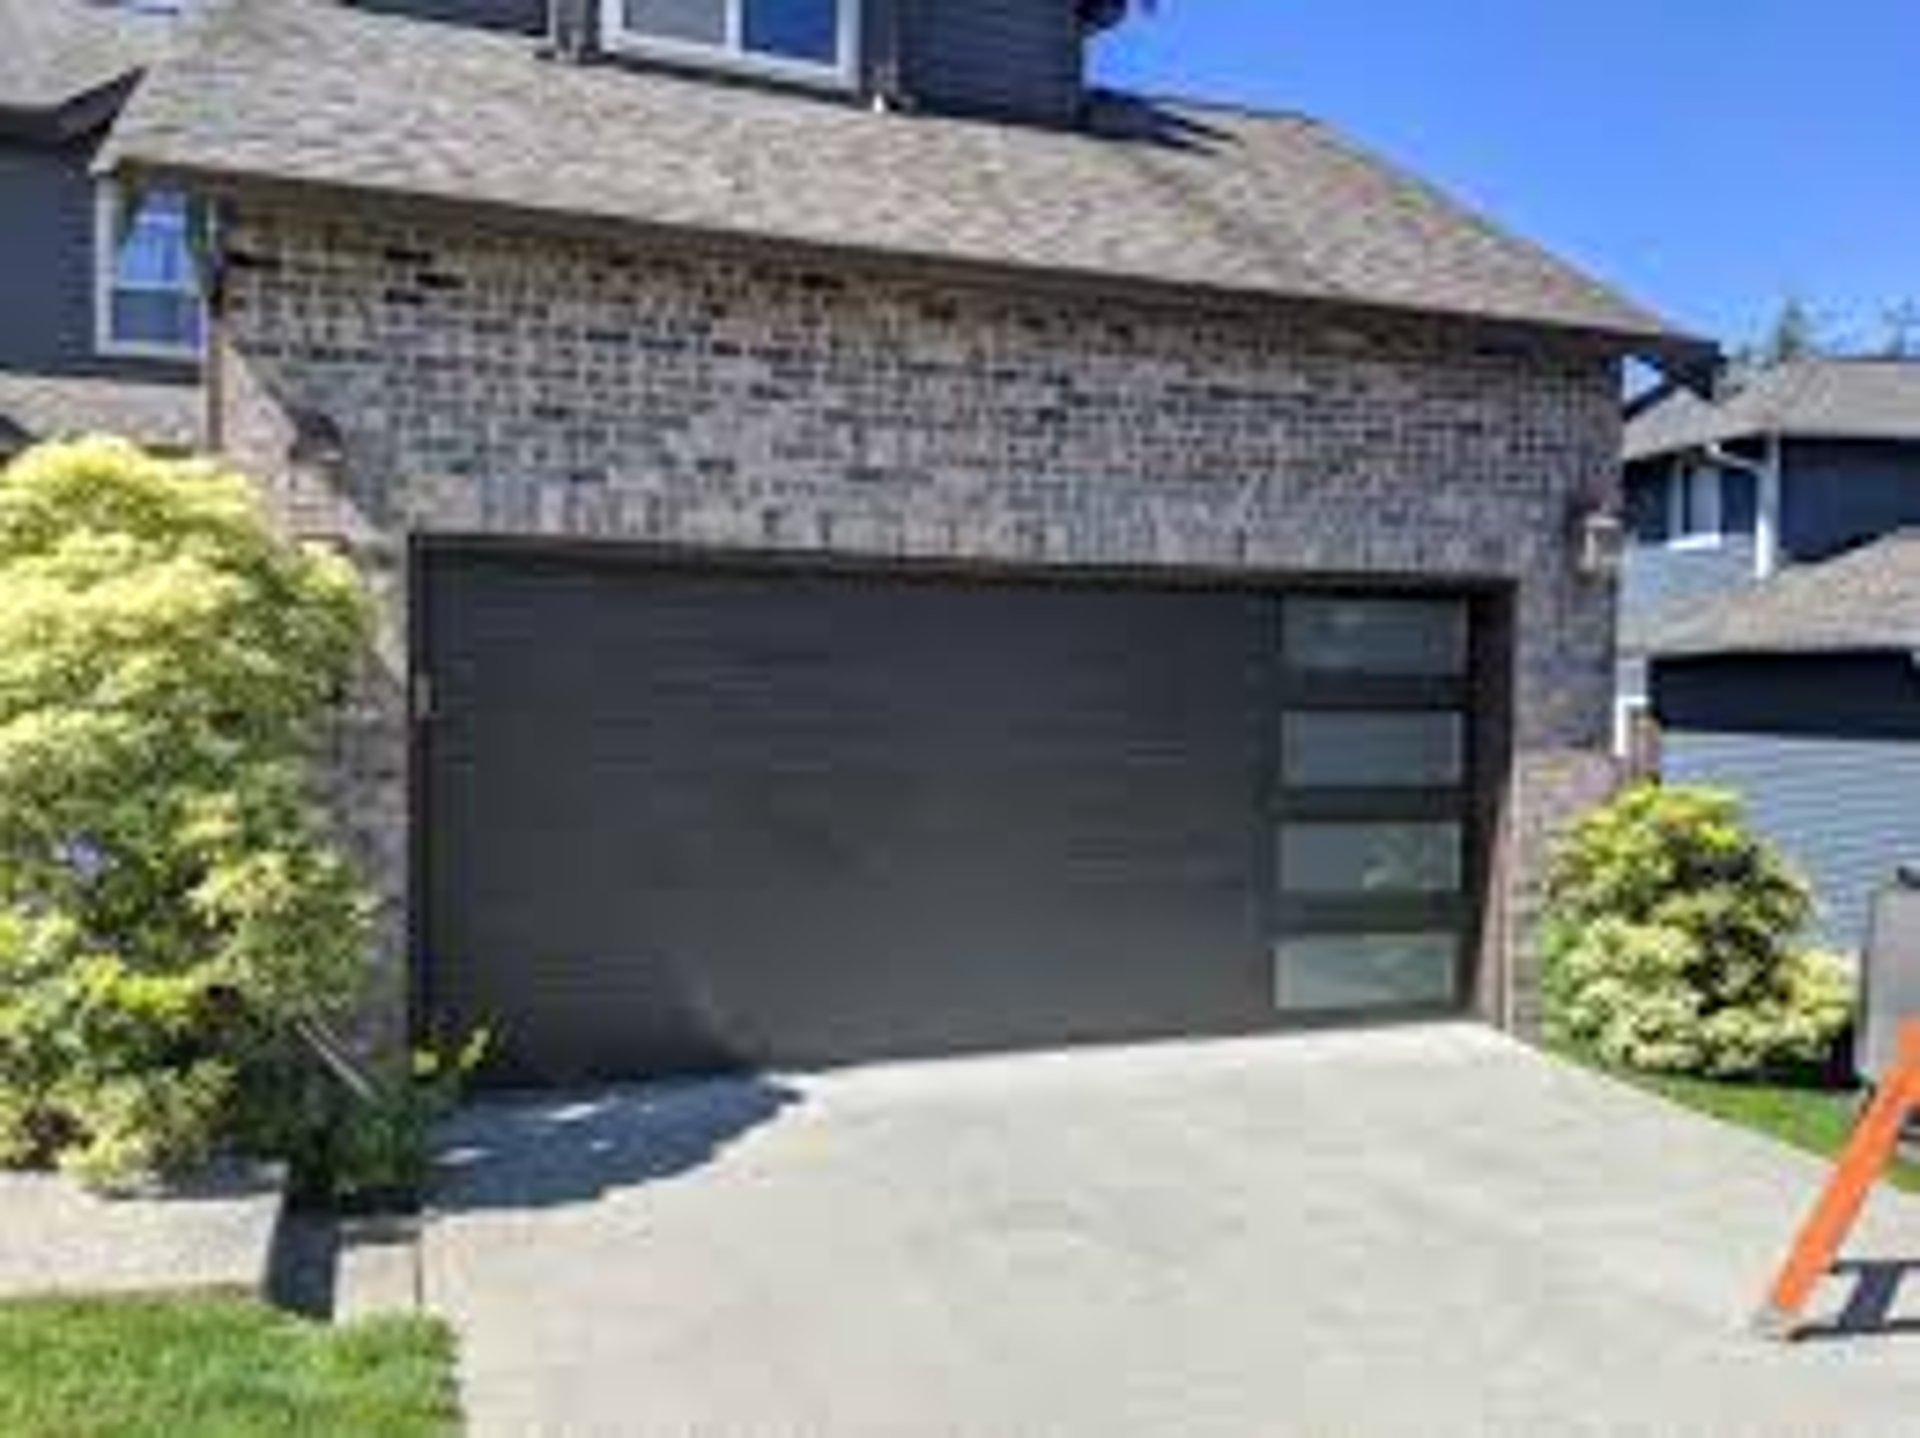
[592,0,1112,121]
[363,0,1119,124]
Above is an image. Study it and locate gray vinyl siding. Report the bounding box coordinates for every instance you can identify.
[347,0,546,33]
[895,0,1082,121]
[1662,729,1920,952]
[1781,438,1920,566]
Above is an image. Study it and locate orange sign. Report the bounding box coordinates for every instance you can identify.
[1754,1019,1920,1339]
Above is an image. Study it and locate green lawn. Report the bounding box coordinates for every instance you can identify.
[1558,1048,1920,1194]
[0,1295,459,1437]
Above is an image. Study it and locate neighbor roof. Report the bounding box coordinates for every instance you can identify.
[100,0,1696,359]
[0,370,201,456]
[1626,358,1920,463]
[0,0,179,117]
[1646,531,1920,658]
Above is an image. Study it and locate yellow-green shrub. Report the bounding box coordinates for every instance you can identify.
[1542,784,1853,1078]
[0,439,373,1184]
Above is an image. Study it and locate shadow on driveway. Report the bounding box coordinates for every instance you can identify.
[431,1075,802,1212]
[1798,1258,1920,1341]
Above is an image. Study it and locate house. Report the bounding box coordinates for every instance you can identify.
[1618,357,1920,755]
[92,0,1702,1084]
[0,0,203,458]
[1646,531,1920,951]
[1623,359,1920,946]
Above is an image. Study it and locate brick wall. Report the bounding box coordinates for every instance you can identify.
[214,201,1624,1047]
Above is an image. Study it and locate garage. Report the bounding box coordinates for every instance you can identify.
[419,546,1498,1084]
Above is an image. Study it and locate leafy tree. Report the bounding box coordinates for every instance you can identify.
[1753,297,1830,365]
[1542,785,1852,1079]
[0,438,373,1184]
[1881,301,1920,359]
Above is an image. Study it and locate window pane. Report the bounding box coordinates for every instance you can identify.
[744,0,838,61]
[1278,823,1462,895]
[111,290,203,351]
[1284,598,1468,677]
[1276,933,1459,1012]
[621,0,726,45]
[1281,712,1464,789]
[116,191,195,291]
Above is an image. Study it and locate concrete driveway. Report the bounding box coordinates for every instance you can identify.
[425,1026,1920,1437]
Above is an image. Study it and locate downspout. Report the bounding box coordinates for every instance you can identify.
[1704,435,1783,580]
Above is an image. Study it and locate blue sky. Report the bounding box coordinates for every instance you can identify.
[1094,2,1919,349]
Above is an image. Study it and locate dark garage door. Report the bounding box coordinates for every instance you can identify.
[420,548,1492,1084]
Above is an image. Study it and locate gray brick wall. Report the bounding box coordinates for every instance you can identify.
[212,202,1624,1047]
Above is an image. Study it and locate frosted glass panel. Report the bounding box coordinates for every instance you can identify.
[1279,823,1462,895]
[1277,933,1460,1011]
[1282,711,1464,789]
[1284,598,1468,676]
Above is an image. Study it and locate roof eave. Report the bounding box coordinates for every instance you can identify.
[1653,641,1914,661]
[100,152,1706,365]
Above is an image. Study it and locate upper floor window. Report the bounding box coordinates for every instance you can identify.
[96,185,207,361]
[1667,464,1723,549]
[602,0,858,86]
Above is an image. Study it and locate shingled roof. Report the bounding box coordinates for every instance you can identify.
[100,0,1695,358]
[0,0,178,118]
[1646,531,1920,658]
[1626,358,1920,463]
[0,370,201,457]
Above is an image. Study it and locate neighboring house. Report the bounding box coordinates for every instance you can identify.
[1618,358,1920,754]
[0,0,205,458]
[95,0,1702,1084]
[1647,532,1920,951]
[1623,359,1920,947]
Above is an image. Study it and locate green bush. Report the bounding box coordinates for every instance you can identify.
[1542,783,1853,1078]
[243,1029,490,1208]
[0,438,373,1186]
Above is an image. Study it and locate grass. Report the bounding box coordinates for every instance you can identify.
[1557,1046,1920,1193]
[0,1295,459,1437]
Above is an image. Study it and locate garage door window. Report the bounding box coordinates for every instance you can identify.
[1276,933,1460,1012]
[1283,596,1468,677]
[1281,711,1464,789]
[1272,596,1477,1017]
[1278,822,1463,896]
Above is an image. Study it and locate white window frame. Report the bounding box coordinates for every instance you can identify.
[598,0,860,90]
[94,183,206,362]
[1613,693,1649,760]
[1666,461,1724,551]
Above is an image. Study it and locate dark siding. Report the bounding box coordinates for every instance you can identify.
[1663,729,1920,951]
[346,0,546,34]
[0,139,96,373]
[1653,653,1920,741]
[1724,467,1760,532]
[1623,462,1669,543]
[1781,438,1920,565]
[894,0,1083,122]
[0,134,198,382]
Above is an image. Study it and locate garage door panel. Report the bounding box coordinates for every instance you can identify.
[424,554,1267,1082]
[423,553,1484,1082]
